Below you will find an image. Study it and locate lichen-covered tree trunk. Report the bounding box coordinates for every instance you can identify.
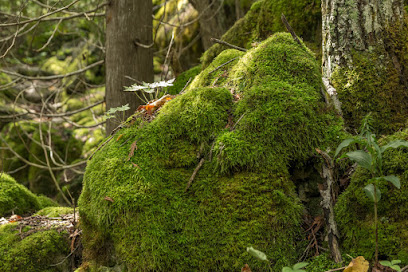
[322,0,408,133]
[105,0,153,134]
[322,0,405,79]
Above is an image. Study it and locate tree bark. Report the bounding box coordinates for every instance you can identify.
[322,0,405,79]
[105,0,153,135]
[190,0,229,50]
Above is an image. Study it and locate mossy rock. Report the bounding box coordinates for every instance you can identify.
[0,223,70,272]
[332,20,408,135]
[201,0,321,68]
[0,173,41,217]
[335,128,408,263]
[79,33,343,271]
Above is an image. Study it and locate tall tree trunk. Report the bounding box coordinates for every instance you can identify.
[322,0,408,133]
[190,0,229,50]
[105,0,153,135]
[322,0,405,79]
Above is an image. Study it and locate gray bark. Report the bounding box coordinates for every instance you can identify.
[105,0,153,135]
[322,0,405,79]
[190,0,229,50]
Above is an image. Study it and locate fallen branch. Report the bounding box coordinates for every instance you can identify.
[185,158,205,192]
[210,38,247,52]
[281,14,302,46]
[316,148,342,263]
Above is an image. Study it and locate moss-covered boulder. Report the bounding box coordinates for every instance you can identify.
[79,33,342,271]
[0,223,70,272]
[201,0,321,68]
[0,173,42,216]
[335,128,408,263]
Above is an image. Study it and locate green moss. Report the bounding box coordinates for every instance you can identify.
[335,128,408,263]
[37,195,59,208]
[79,33,343,271]
[36,207,74,217]
[332,20,408,134]
[167,64,202,95]
[306,253,346,272]
[0,173,41,216]
[201,0,321,68]
[0,223,70,272]
[189,49,245,89]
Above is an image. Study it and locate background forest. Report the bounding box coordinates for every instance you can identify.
[1,0,408,271]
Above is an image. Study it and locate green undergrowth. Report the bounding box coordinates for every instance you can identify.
[335,128,408,263]
[36,206,74,217]
[332,20,408,134]
[201,0,321,68]
[0,223,70,272]
[79,33,343,271]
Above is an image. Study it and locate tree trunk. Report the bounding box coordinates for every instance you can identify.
[322,0,405,79]
[190,0,229,50]
[322,0,408,133]
[105,0,153,135]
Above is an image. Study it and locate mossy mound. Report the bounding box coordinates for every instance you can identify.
[0,173,41,216]
[201,0,321,68]
[335,128,408,263]
[79,33,342,271]
[332,20,408,134]
[0,223,70,272]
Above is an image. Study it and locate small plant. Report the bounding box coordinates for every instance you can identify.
[104,104,130,123]
[246,247,273,271]
[335,114,408,265]
[123,78,175,104]
[282,262,308,272]
[380,260,402,272]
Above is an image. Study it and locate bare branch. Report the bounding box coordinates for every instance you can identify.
[0,0,80,28]
[210,38,247,52]
[35,18,62,52]
[0,59,104,80]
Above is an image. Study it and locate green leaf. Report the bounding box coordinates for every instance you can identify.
[293,262,308,270]
[364,184,381,202]
[246,247,268,262]
[346,150,372,171]
[380,140,408,153]
[382,175,401,189]
[334,138,357,158]
[380,261,392,266]
[282,267,293,272]
[391,265,401,272]
[391,260,402,265]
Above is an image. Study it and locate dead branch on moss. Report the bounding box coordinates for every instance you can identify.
[210,38,247,52]
[185,158,205,192]
[281,14,302,46]
[209,57,239,74]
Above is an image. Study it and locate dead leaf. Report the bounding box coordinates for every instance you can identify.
[104,196,114,202]
[9,214,22,222]
[241,264,252,272]
[127,140,138,161]
[343,256,369,272]
[116,134,123,141]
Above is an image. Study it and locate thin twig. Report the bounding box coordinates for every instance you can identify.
[180,77,192,94]
[210,38,247,52]
[185,158,205,192]
[324,267,347,272]
[208,57,238,74]
[281,13,302,46]
[35,18,63,52]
